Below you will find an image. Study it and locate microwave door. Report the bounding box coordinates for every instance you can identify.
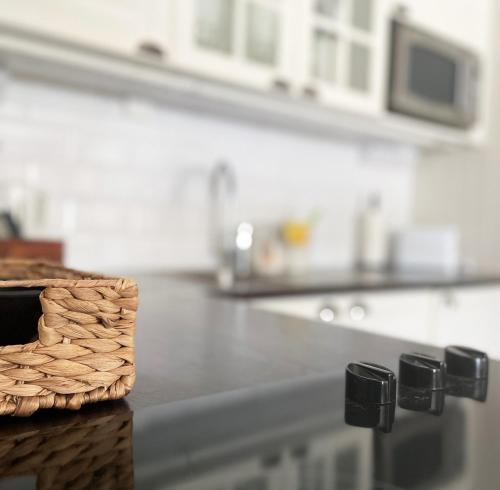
[389,20,478,128]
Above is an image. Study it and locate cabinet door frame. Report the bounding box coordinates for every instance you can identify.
[171,0,296,90]
[0,0,169,55]
[294,0,388,114]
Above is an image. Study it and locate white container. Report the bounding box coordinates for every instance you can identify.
[357,195,387,271]
[392,227,460,273]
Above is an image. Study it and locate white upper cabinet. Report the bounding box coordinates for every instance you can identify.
[169,0,390,110]
[0,0,172,58]
[170,0,295,91]
[0,0,491,136]
[293,0,389,113]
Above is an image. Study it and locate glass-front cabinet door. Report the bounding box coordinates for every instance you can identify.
[295,0,386,113]
[172,0,295,91]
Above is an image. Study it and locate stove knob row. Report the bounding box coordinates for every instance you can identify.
[345,345,489,432]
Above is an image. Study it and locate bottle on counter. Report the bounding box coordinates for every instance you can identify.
[357,194,387,271]
[252,225,286,277]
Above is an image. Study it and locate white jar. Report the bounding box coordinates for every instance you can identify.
[357,194,387,270]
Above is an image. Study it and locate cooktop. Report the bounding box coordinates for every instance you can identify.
[0,347,496,489]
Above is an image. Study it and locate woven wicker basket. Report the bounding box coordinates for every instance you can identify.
[0,260,138,416]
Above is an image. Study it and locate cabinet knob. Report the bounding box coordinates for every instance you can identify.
[349,303,368,321]
[303,85,319,99]
[442,290,458,309]
[137,41,166,61]
[272,78,290,93]
[318,305,337,323]
[445,346,488,380]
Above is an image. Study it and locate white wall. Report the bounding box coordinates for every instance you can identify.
[0,73,417,272]
[413,0,499,270]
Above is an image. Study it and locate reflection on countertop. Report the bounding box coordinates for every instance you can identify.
[0,400,132,489]
[1,362,499,489]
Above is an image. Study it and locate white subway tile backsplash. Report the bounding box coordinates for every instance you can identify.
[0,76,417,270]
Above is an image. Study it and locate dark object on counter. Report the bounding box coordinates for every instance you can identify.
[0,239,64,263]
[345,361,396,432]
[398,353,446,415]
[0,211,20,239]
[445,346,489,401]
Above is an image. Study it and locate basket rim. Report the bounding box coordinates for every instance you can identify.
[0,259,136,288]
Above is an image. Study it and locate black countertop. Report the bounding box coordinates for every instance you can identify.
[127,275,443,409]
[1,275,499,489]
[212,268,500,298]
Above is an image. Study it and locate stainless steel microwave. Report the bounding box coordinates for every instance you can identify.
[388,20,479,128]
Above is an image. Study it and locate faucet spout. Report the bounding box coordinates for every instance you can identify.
[209,161,237,283]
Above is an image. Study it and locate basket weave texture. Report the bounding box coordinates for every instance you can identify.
[0,260,138,416]
[0,401,133,488]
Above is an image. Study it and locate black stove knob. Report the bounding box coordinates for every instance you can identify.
[345,362,396,432]
[346,362,396,405]
[399,353,446,390]
[445,346,488,380]
[445,346,488,402]
[398,353,446,415]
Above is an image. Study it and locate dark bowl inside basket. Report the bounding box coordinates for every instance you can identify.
[0,288,44,346]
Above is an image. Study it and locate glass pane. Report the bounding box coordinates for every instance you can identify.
[349,42,371,91]
[195,0,234,53]
[352,0,373,32]
[246,2,279,65]
[312,30,338,83]
[409,46,456,104]
[315,0,341,18]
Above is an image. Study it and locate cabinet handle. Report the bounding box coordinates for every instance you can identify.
[318,305,338,323]
[137,41,166,61]
[442,290,458,310]
[349,303,368,321]
[303,85,319,100]
[272,78,291,93]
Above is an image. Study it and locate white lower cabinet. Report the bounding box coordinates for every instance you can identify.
[252,289,434,344]
[429,287,500,358]
[252,286,500,359]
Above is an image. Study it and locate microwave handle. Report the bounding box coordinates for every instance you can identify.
[461,60,479,124]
